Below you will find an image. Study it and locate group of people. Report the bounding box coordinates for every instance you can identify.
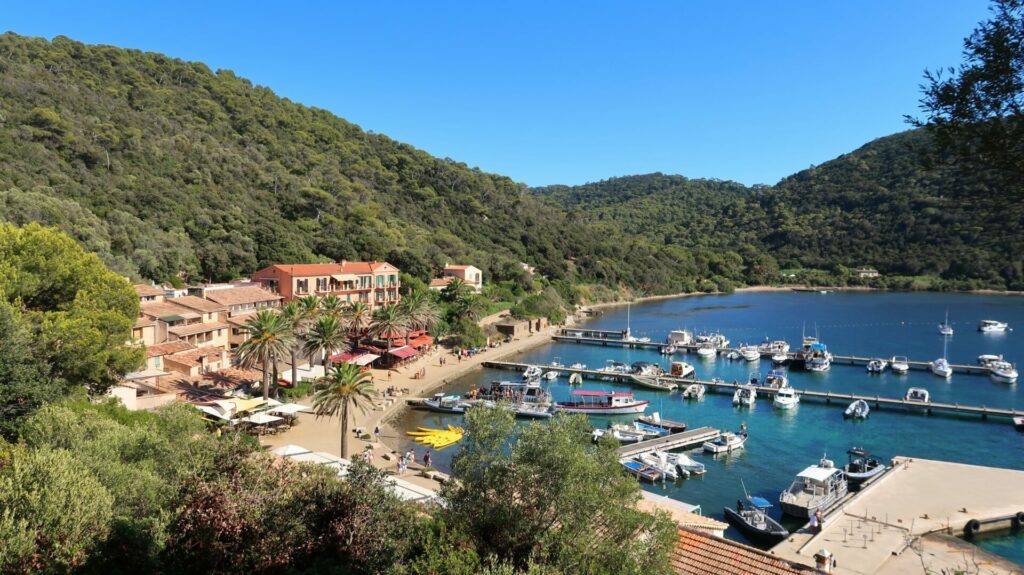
[396,447,432,475]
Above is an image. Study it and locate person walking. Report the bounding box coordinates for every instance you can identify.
[423,450,432,468]
[374,425,381,444]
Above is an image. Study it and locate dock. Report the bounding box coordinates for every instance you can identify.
[480,360,679,390]
[617,426,720,458]
[770,457,1024,574]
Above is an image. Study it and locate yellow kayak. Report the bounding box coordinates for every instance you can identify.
[406,425,464,449]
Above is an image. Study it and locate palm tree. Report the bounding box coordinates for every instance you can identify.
[343,301,371,346]
[312,363,375,459]
[456,294,488,322]
[236,310,295,400]
[279,301,306,389]
[441,277,470,302]
[304,315,348,370]
[369,303,408,357]
[319,294,344,319]
[398,290,440,347]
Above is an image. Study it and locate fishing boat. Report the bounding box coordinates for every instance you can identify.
[931,336,952,379]
[682,383,706,400]
[739,345,761,362]
[732,385,756,407]
[636,412,687,432]
[667,329,693,345]
[844,399,870,419]
[522,365,543,381]
[542,370,559,380]
[757,339,791,355]
[904,387,930,404]
[421,393,471,414]
[978,319,1010,333]
[891,356,910,374]
[772,353,789,365]
[622,460,663,482]
[670,361,695,378]
[978,354,1004,367]
[554,390,649,415]
[763,370,788,389]
[638,452,681,480]
[778,456,848,518]
[938,311,954,336]
[662,451,706,475]
[989,361,1019,384]
[633,421,671,437]
[696,341,717,358]
[772,387,799,410]
[866,358,888,373]
[843,448,886,489]
[703,431,748,454]
[724,490,790,545]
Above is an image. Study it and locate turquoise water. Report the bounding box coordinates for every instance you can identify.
[394,292,1024,563]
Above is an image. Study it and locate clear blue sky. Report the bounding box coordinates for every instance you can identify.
[4,1,990,186]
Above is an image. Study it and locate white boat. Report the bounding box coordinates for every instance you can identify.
[866,358,888,373]
[550,357,565,368]
[703,431,748,454]
[978,320,1009,333]
[667,329,694,346]
[726,350,742,360]
[592,426,645,444]
[772,353,789,365]
[978,354,1004,367]
[511,403,554,419]
[554,390,649,415]
[522,366,543,380]
[542,370,559,380]
[660,345,676,355]
[568,372,583,386]
[758,339,791,355]
[890,355,910,374]
[696,342,717,358]
[682,383,706,400]
[989,361,1019,384]
[638,452,681,480]
[670,361,695,378]
[904,387,930,403]
[931,337,952,379]
[732,385,756,407]
[844,399,870,419]
[709,333,730,349]
[778,457,849,518]
[422,393,471,414]
[772,387,799,410]
[805,342,832,372]
[938,310,954,336]
[739,345,761,362]
[662,451,707,475]
[569,362,586,370]
[763,370,788,389]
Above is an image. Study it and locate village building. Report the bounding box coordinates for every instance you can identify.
[195,284,282,348]
[855,267,880,278]
[430,263,483,292]
[670,528,813,574]
[494,317,549,339]
[251,261,400,309]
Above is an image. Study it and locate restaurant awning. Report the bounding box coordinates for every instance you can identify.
[268,403,311,415]
[387,346,418,359]
[242,413,283,425]
[410,335,434,348]
[352,353,380,366]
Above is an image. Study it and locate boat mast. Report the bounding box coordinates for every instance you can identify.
[625,302,631,339]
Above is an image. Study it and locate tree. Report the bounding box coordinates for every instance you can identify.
[312,364,375,458]
[440,408,676,574]
[455,294,488,322]
[0,302,53,439]
[369,303,408,357]
[236,310,294,400]
[343,301,372,346]
[304,315,348,370]
[319,294,344,319]
[398,290,440,348]
[279,301,306,390]
[441,277,471,302]
[911,0,1024,187]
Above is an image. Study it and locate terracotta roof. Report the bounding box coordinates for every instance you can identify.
[165,346,226,368]
[444,264,476,270]
[134,316,156,328]
[670,528,812,575]
[203,286,281,307]
[134,284,165,297]
[166,295,226,314]
[253,261,398,278]
[145,341,194,358]
[167,321,229,337]
[226,312,256,327]
[140,301,201,320]
[430,277,454,287]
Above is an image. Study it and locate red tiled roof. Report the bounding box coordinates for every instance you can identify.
[226,312,256,327]
[145,341,194,358]
[410,335,434,348]
[670,528,812,575]
[134,316,156,328]
[140,301,202,321]
[204,286,281,307]
[167,295,226,314]
[167,321,229,337]
[430,277,453,287]
[134,284,165,297]
[166,346,226,368]
[254,261,398,278]
[444,264,473,270]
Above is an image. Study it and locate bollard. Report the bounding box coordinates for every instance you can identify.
[863,534,868,549]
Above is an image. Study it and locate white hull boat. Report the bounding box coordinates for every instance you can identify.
[866,358,888,373]
[554,390,649,415]
[931,337,952,379]
[740,346,761,362]
[979,320,1009,333]
[592,427,644,444]
[978,354,1003,367]
[662,451,706,475]
[570,362,587,369]
[891,356,910,374]
[772,387,799,410]
[938,311,953,336]
[989,361,1018,384]
[763,370,788,389]
[779,457,848,518]
[661,345,676,355]
[522,366,543,380]
[696,343,717,359]
[726,350,741,360]
[732,386,756,407]
[703,431,747,454]
[844,399,870,419]
[542,370,559,380]
[670,361,695,378]
[772,353,789,365]
[638,452,681,480]
[682,383,706,400]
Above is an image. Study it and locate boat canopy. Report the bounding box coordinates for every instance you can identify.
[810,343,827,351]
[797,465,841,483]
[749,496,773,508]
[572,390,633,397]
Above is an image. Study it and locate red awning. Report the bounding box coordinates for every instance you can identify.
[332,351,361,363]
[387,346,418,359]
[410,335,434,348]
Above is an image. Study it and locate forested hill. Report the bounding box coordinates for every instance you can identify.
[535,130,1024,291]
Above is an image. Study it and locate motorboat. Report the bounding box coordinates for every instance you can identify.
[568,373,583,386]
[843,448,886,489]
[726,350,742,360]
[757,339,791,355]
[542,370,559,381]
[931,336,952,379]
[593,426,645,444]
[904,387,930,403]
[724,494,790,545]
[763,370,788,389]
[978,354,1004,367]
[1014,416,1024,432]
[866,358,888,373]
[511,403,553,419]
[550,357,565,368]
[632,361,663,376]
[662,451,706,475]
[633,421,671,437]
[682,383,706,400]
[938,311,954,336]
[421,393,470,414]
[772,353,789,365]
[667,329,693,346]
[696,342,717,358]
[570,362,587,369]
[638,452,681,480]
[635,412,687,432]
[670,361,695,378]
[621,460,663,482]
[772,387,799,410]
[522,366,543,381]
[703,431,748,454]
[979,320,1010,333]
[554,390,649,415]
[709,332,730,349]
[739,345,761,362]
[470,380,552,406]
[891,356,910,374]
[989,361,1019,384]
[778,456,848,518]
[660,345,676,355]
[844,399,870,419]
[732,385,756,407]
[805,342,832,372]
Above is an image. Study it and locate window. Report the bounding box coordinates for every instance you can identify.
[376,275,385,288]
[316,277,328,292]
[296,279,309,293]
[388,274,397,285]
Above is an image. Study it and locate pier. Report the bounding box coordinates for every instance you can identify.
[480,360,679,390]
[616,426,720,458]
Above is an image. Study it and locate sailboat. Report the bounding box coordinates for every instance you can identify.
[930,336,952,379]
[938,311,953,336]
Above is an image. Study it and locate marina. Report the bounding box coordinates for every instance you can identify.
[616,426,720,458]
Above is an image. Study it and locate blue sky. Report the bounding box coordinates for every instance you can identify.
[4,1,990,186]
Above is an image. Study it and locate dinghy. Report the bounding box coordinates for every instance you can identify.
[703,431,747,454]
[622,460,663,483]
[844,399,870,419]
[682,383,706,400]
[843,447,887,489]
[638,452,681,480]
[724,494,789,545]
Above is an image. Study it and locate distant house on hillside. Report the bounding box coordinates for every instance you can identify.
[251,261,400,308]
[430,264,483,292]
[855,267,880,278]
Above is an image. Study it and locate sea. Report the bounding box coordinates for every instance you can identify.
[392,291,1024,564]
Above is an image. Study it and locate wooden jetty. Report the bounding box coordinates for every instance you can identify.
[552,334,669,350]
[559,327,628,339]
[617,426,720,458]
[480,360,679,390]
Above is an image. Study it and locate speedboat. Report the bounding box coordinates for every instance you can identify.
[1015,416,1024,432]
[662,451,706,475]
[638,452,681,480]
[682,383,706,400]
[703,431,747,454]
[772,387,799,410]
[732,386,756,407]
[866,358,888,373]
[511,403,553,419]
[805,342,832,372]
[421,393,470,414]
[542,370,559,380]
[891,356,910,374]
[763,370,788,389]
[522,365,543,380]
[670,361,695,378]
[757,339,791,355]
[931,337,952,379]
[904,387,930,403]
[978,354,1004,367]
[632,421,671,437]
[772,353,789,365]
[554,390,649,415]
[724,494,790,545]
[844,399,870,420]
[843,448,886,489]
[778,456,848,518]
[979,320,1010,333]
[739,345,761,362]
[621,460,663,482]
[989,361,1018,384]
[938,311,954,336]
[550,357,565,368]
[696,342,717,358]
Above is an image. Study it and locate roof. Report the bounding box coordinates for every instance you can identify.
[134,284,165,297]
[140,301,201,320]
[797,464,842,483]
[167,321,229,337]
[133,316,156,328]
[387,346,418,359]
[571,389,634,397]
[165,346,226,368]
[145,341,194,358]
[166,295,226,314]
[226,312,256,327]
[253,261,397,278]
[204,286,281,307]
[638,493,728,532]
[429,277,454,287]
[671,528,812,574]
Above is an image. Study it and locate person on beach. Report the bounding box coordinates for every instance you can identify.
[374,425,381,444]
[423,450,431,468]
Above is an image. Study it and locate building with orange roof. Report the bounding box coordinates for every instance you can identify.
[670,528,813,575]
[430,263,483,292]
[251,260,400,307]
